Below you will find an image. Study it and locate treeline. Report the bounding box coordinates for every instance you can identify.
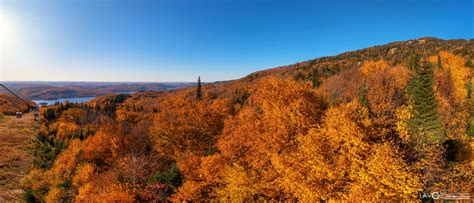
[21,50,473,202]
[248,37,473,87]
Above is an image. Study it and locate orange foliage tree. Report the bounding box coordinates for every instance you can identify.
[273,102,421,201]
[174,77,327,201]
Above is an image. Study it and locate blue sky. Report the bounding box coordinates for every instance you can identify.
[0,0,472,82]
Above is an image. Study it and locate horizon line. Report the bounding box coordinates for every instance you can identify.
[0,80,202,83]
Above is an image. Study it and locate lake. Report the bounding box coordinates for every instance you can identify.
[33,96,96,106]
[31,92,136,107]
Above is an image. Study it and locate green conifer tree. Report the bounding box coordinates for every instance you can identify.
[407,54,445,143]
[196,76,202,100]
[437,54,443,69]
[310,74,321,88]
[95,103,101,111]
[358,85,369,107]
[79,129,84,140]
[465,59,473,68]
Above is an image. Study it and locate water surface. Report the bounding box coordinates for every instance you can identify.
[33,96,96,106]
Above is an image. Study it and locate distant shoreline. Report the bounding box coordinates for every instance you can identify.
[0,82,195,100]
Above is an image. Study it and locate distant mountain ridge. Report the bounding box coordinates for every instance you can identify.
[1,82,194,100]
[92,37,474,103]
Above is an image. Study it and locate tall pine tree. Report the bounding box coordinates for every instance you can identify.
[358,85,369,107]
[196,76,202,100]
[407,54,445,143]
[437,54,443,69]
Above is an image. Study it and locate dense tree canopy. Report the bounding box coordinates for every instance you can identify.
[20,41,473,202]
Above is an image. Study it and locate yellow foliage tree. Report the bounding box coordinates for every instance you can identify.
[45,187,68,203]
[360,60,390,75]
[273,102,421,201]
[395,104,413,142]
[429,52,471,139]
[174,77,327,201]
[72,163,96,188]
[430,51,469,105]
[56,121,81,139]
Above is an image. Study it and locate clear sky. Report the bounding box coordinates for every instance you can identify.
[0,0,472,82]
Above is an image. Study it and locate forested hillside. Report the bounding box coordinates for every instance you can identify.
[3,82,193,100]
[21,38,473,201]
[0,94,34,115]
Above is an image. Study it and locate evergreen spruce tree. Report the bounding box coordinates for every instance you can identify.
[79,129,84,140]
[465,59,473,68]
[95,103,101,111]
[104,102,116,117]
[437,54,443,69]
[310,74,321,88]
[358,85,369,107]
[196,76,202,100]
[407,54,445,143]
[44,108,56,122]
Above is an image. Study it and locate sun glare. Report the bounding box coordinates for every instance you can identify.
[0,10,19,47]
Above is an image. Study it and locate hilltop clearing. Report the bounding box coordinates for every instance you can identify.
[0,113,38,201]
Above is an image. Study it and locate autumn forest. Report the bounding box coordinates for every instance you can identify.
[0,38,466,201]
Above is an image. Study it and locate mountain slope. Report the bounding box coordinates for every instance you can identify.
[0,94,34,115]
[22,37,474,202]
[245,37,473,81]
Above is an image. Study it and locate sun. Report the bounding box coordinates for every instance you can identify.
[0,8,20,79]
[0,11,10,38]
[0,9,19,48]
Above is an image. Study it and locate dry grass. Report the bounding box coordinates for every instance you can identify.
[0,113,38,201]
